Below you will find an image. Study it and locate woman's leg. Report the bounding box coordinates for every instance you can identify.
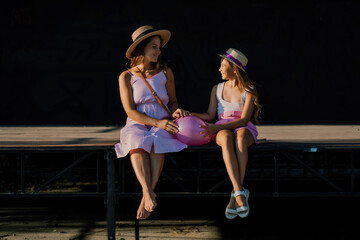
[131,147,165,220]
[130,149,156,220]
[149,151,165,192]
[144,149,165,212]
[234,128,254,209]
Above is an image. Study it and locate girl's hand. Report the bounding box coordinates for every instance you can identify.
[157,119,179,134]
[172,108,190,119]
[200,123,220,138]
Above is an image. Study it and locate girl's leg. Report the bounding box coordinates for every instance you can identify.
[235,128,254,185]
[216,130,242,193]
[234,128,254,209]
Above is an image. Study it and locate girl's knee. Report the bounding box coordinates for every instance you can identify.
[216,130,234,146]
[236,140,248,152]
[236,131,250,152]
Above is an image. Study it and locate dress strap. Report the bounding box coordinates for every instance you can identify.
[216,82,225,101]
[242,89,250,103]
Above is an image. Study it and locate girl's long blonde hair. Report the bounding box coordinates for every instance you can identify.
[228,60,262,124]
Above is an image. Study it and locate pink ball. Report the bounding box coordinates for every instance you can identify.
[175,116,211,146]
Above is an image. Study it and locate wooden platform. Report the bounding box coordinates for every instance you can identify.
[1,125,359,240]
[1,125,359,150]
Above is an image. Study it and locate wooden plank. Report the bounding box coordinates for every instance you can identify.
[257,125,360,142]
[0,126,121,148]
[0,125,359,150]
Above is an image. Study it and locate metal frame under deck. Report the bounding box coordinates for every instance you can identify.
[108,142,360,239]
[0,146,115,238]
[1,142,359,240]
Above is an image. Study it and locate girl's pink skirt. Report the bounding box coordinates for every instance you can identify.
[215,111,259,144]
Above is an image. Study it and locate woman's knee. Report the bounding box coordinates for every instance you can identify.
[130,148,149,161]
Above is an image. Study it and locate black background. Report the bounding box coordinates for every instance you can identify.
[1,0,359,125]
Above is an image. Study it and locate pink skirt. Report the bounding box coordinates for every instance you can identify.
[215,111,259,144]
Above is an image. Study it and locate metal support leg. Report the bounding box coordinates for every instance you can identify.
[135,218,140,240]
[107,150,116,240]
[20,153,25,193]
[350,152,355,193]
[121,157,125,192]
[274,152,279,197]
[96,152,101,193]
[197,151,202,193]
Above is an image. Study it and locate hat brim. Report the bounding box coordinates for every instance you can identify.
[218,54,246,72]
[126,30,171,59]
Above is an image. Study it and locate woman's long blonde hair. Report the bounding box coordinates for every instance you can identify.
[127,35,166,71]
[227,60,262,124]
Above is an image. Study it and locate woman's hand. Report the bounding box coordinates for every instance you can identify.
[172,108,190,119]
[157,119,179,134]
[200,123,220,138]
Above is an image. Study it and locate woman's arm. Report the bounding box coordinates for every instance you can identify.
[119,71,178,133]
[191,85,218,122]
[164,67,190,118]
[164,67,178,113]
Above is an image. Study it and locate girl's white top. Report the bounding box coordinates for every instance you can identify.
[216,81,249,116]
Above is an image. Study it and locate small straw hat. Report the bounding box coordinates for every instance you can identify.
[125,25,171,59]
[218,48,248,72]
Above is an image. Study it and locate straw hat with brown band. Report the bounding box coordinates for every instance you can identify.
[218,48,248,72]
[126,25,171,59]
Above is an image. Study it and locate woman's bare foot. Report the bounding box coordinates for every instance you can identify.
[143,191,157,212]
[137,197,151,220]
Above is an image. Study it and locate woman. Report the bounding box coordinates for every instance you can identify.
[115,25,189,220]
[192,48,261,219]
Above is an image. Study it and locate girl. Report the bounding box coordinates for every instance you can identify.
[192,48,261,219]
[115,25,189,220]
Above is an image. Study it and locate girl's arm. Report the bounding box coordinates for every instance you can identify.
[217,93,255,130]
[201,93,255,137]
[119,71,178,133]
[165,67,190,118]
[191,85,218,122]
